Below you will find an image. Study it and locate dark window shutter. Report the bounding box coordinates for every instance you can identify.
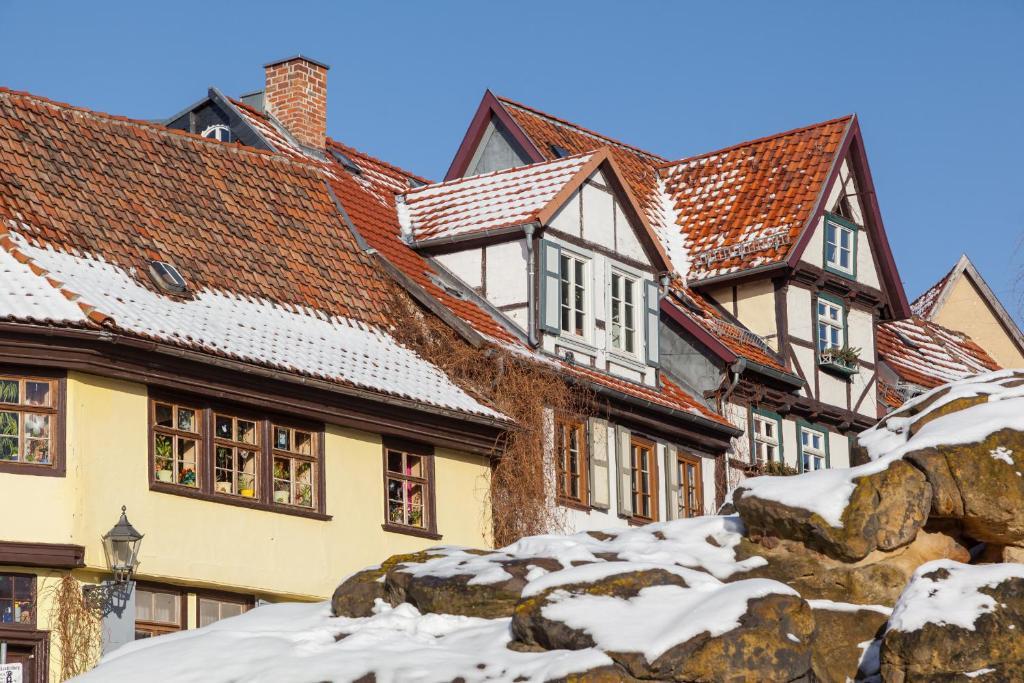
[540,240,562,334]
[644,280,661,366]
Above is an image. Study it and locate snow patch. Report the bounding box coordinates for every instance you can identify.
[990,446,1014,465]
[806,599,892,616]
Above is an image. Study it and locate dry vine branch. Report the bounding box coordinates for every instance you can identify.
[383,281,592,546]
[44,574,102,680]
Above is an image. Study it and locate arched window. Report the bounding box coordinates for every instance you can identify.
[201,124,232,143]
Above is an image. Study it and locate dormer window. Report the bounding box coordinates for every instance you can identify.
[550,144,571,159]
[148,261,187,294]
[201,124,232,143]
[559,253,588,338]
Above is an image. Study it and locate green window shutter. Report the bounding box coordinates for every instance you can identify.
[588,417,610,510]
[644,280,660,366]
[539,240,562,334]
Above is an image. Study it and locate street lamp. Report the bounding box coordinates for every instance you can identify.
[102,506,143,583]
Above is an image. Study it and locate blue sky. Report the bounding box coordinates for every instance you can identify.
[1,1,1022,319]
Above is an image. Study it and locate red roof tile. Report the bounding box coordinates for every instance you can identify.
[660,116,852,281]
[878,316,1000,391]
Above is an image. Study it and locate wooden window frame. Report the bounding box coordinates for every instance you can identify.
[196,588,255,628]
[629,436,658,523]
[133,582,187,639]
[270,422,319,510]
[750,408,783,465]
[816,295,846,354]
[676,452,703,519]
[148,392,329,520]
[0,572,37,629]
[823,212,858,280]
[212,411,261,500]
[558,252,589,339]
[0,367,66,477]
[609,271,638,357]
[151,399,203,489]
[797,422,830,472]
[554,416,589,509]
[381,438,440,540]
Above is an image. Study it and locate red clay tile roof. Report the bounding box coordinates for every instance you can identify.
[877,316,1000,391]
[659,116,852,281]
[910,263,954,319]
[400,152,596,243]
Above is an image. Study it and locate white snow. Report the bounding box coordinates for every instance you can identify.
[3,232,502,419]
[538,577,796,662]
[806,599,892,616]
[887,560,1024,633]
[990,446,1014,465]
[73,601,611,683]
[965,668,996,678]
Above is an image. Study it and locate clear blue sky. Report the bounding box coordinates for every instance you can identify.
[2,1,1022,319]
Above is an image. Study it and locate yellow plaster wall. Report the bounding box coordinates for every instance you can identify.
[2,372,492,605]
[734,279,778,350]
[933,276,1024,368]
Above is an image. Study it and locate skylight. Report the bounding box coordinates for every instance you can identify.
[148,260,187,294]
[550,144,571,158]
[329,149,363,175]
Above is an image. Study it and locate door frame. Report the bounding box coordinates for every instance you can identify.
[0,626,49,683]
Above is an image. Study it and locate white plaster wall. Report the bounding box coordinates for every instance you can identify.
[857,232,881,290]
[828,432,851,468]
[701,456,717,515]
[847,308,876,365]
[800,215,826,270]
[581,181,615,248]
[549,190,581,238]
[614,201,646,262]
[435,249,482,290]
[787,285,814,343]
[819,372,848,408]
[849,367,877,419]
[484,240,528,306]
[781,417,799,470]
[791,345,816,400]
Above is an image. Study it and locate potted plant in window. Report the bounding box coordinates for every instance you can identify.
[179,466,197,487]
[273,460,290,503]
[154,437,174,482]
[819,346,861,376]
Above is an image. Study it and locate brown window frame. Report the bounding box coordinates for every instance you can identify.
[0,367,66,477]
[0,572,37,628]
[151,400,203,489]
[133,583,187,639]
[555,417,589,509]
[629,436,658,522]
[270,422,319,510]
[381,438,440,540]
[212,411,261,500]
[676,452,704,519]
[148,392,328,520]
[196,588,255,628]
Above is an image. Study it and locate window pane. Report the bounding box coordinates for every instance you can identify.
[151,593,178,624]
[405,454,422,478]
[177,408,196,433]
[238,420,257,445]
[177,438,198,487]
[294,431,312,455]
[25,381,50,407]
[155,403,172,428]
[387,450,403,473]
[215,416,233,440]
[154,434,172,480]
[0,380,19,405]
[274,427,290,451]
[25,437,49,464]
[135,590,153,622]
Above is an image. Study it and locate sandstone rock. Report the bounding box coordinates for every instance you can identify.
[808,601,889,683]
[881,561,1024,682]
[513,565,814,682]
[906,428,1024,546]
[731,529,970,606]
[389,555,565,618]
[331,549,447,617]
[734,459,932,562]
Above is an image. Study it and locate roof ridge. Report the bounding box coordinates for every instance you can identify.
[0,87,327,173]
[402,149,595,196]
[660,114,855,170]
[496,95,668,163]
[327,137,433,186]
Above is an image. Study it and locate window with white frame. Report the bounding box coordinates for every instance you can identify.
[610,271,637,354]
[800,426,827,471]
[816,298,844,353]
[752,412,781,464]
[559,253,588,338]
[825,218,855,275]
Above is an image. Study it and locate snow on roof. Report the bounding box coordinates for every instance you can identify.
[878,316,1000,394]
[400,153,595,243]
[1,232,503,420]
[888,559,1024,633]
[76,601,612,683]
[740,370,1024,527]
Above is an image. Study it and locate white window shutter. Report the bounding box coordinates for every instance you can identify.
[540,240,562,333]
[664,444,680,520]
[615,425,633,517]
[645,280,660,366]
[588,417,610,510]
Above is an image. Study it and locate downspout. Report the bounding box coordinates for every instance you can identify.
[719,358,746,502]
[524,224,538,347]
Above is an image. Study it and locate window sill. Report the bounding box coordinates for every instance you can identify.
[624,515,657,527]
[381,523,442,541]
[823,263,856,281]
[556,497,592,513]
[0,461,65,477]
[818,359,859,378]
[149,481,331,520]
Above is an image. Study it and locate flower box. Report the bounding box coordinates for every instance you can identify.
[819,348,859,376]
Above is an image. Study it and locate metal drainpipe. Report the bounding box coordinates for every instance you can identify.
[524,224,538,346]
[719,359,746,499]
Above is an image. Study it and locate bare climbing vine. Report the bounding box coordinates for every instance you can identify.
[44,574,102,680]
[384,282,592,546]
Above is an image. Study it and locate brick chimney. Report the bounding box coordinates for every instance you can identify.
[263,55,330,150]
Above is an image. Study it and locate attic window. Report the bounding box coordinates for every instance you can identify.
[201,125,232,143]
[406,178,426,189]
[550,144,571,159]
[148,261,187,294]
[329,149,362,175]
[834,194,855,221]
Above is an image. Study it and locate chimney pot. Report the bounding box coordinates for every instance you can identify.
[263,55,330,151]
